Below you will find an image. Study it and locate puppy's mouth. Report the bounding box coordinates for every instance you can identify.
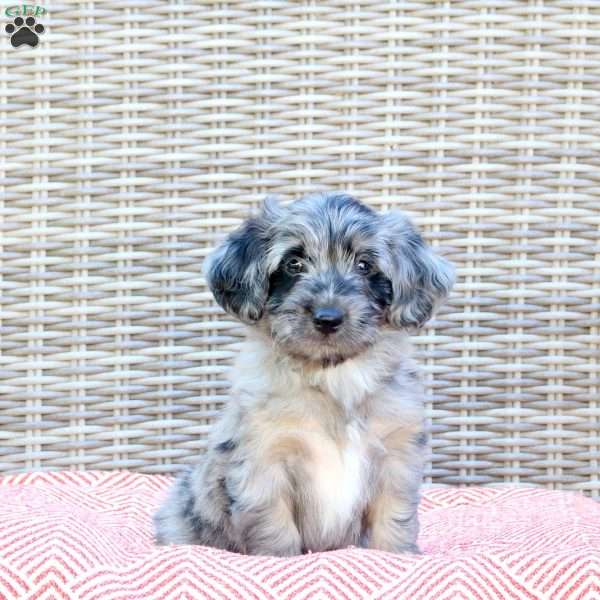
[278,328,376,367]
[286,346,352,368]
[266,304,380,366]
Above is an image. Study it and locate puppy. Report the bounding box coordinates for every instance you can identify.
[154,192,454,556]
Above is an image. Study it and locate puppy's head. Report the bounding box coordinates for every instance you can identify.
[205,193,454,364]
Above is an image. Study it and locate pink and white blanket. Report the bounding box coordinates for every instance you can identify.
[0,471,598,599]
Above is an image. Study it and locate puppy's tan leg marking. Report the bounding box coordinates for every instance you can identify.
[366,421,424,553]
[234,495,301,556]
[366,483,420,553]
[230,423,309,556]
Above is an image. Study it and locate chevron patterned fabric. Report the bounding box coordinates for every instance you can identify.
[0,471,599,599]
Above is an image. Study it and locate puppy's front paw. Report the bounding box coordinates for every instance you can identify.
[232,506,302,556]
[395,542,422,555]
[363,504,420,555]
[363,537,421,555]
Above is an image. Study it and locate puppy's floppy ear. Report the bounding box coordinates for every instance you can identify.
[381,211,455,329]
[204,197,282,323]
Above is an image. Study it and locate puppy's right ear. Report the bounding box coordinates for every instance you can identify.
[204,198,281,323]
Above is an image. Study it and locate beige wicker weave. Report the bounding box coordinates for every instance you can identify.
[1,1,599,495]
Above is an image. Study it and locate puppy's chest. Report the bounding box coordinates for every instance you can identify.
[300,421,369,532]
[249,406,380,552]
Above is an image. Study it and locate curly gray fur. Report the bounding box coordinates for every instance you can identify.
[154,192,454,555]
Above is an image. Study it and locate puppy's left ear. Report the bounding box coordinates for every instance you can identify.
[204,197,282,323]
[381,211,455,329]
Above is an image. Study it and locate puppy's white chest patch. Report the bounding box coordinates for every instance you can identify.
[306,423,366,539]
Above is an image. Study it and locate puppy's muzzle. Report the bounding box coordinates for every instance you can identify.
[312,306,344,335]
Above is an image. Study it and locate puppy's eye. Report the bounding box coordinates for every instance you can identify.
[285,256,305,274]
[356,257,373,275]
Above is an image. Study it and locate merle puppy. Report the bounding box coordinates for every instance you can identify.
[154,192,454,556]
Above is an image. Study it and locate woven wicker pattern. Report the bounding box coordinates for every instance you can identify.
[1,1,599,494]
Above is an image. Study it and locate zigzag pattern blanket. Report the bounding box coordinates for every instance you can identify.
[0,471,598,599]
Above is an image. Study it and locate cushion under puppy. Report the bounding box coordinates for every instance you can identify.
[154,192,454,556]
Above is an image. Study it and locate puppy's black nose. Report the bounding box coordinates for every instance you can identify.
[313,307,344,334]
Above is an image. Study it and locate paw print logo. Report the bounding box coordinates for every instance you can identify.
[5,16,45,48]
